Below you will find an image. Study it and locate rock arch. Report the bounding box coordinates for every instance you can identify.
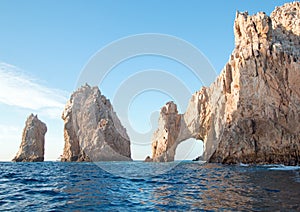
[150,97,217,162]
[175,138,204,161]
[147,2,300,164]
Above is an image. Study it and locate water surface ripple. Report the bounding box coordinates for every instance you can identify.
[0,162,299,211]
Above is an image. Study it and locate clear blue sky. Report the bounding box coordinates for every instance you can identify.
[0,0,293,161]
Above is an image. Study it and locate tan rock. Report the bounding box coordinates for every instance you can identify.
[13,114,47,162]
[151,102,181,162]
[61,84,132,162]
[149,2,300,165]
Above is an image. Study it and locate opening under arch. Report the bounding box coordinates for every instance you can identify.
[175,138,204,161]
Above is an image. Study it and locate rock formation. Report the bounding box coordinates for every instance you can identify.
[61,84,132,162]
[149,2,300,165]
[151,102,181,162]
[144,156,153,162]
[13,114,47,162]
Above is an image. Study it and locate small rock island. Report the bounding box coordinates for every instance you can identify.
[12,114,47,162]
[61,84,132,162]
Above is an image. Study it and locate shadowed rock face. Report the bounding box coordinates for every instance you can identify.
[149,2,300,165]
[13,114,47,162]
[61,84,132,162]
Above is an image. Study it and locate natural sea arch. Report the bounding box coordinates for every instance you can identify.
[175,138,204,161]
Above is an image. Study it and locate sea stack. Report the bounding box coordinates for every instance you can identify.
[13,114,47,162]
[61,84,132,162]
[149,2,300,165]
[150,102,181,162]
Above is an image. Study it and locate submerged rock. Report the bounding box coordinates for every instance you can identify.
[149,2,300,165]
[13,114,47,162]
[144,156,153,162]
[61,84,132,162]
[192,155,204,162]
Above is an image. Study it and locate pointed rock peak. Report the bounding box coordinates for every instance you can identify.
[28,113,36,119]
[13,114,47,162]
[162,101,178,115]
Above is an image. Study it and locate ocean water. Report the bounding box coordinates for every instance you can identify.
[0,161,300,211]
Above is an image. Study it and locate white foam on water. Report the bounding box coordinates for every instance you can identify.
[268,165,300,171]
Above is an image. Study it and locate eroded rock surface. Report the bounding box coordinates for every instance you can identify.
[149,2,300,165]
[151,102,181,162]
[61,84,131,162]
[13,114,47,162]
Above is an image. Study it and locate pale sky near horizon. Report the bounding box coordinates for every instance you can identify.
[0,0,293,161]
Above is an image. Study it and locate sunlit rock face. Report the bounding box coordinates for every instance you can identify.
[61,84,132,162]
[149,2,300,165]
[151,102,182,162]
[13,114,47,162]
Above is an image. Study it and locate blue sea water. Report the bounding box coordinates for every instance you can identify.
[0,161,300,211]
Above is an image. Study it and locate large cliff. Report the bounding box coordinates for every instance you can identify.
[150,2,300,165]
[61,84,132,162]
[13,114,47,162]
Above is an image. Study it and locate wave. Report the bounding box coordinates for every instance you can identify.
[239,163,249,167]
[268,165,300,171]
